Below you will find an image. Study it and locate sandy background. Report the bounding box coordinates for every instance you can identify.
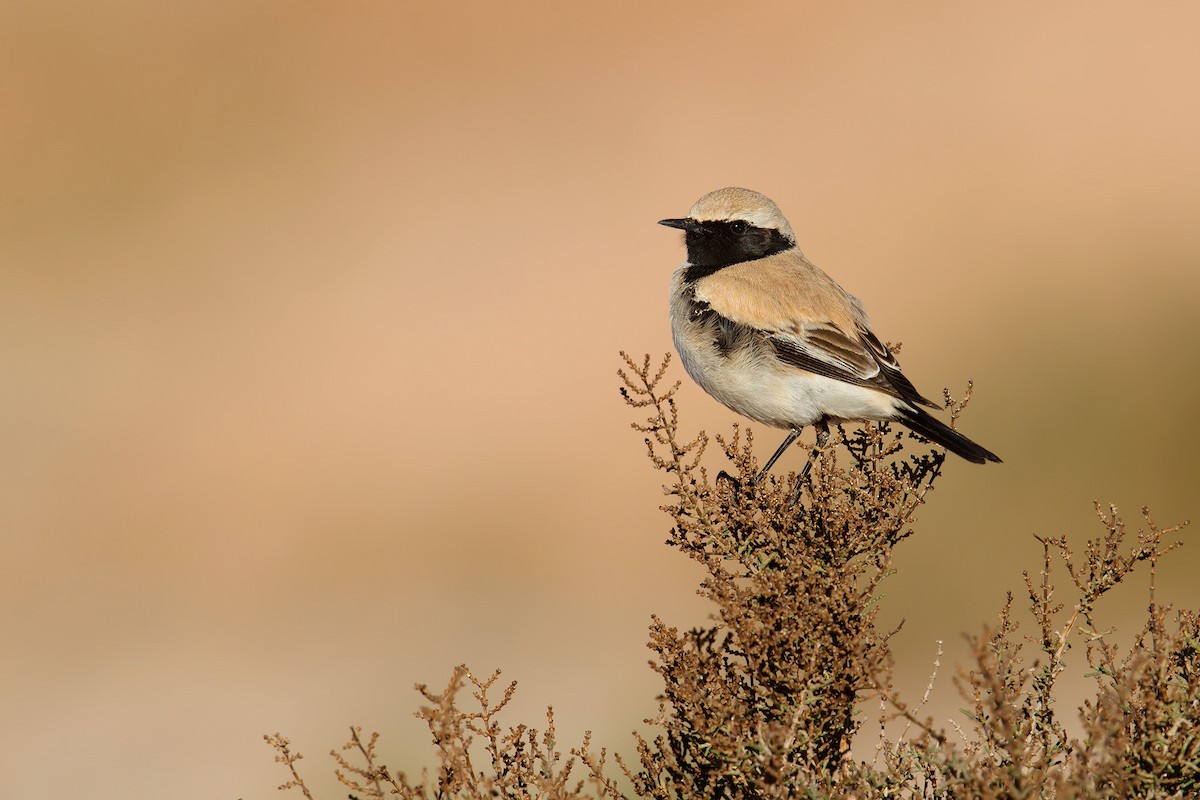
[3,2,1199,798]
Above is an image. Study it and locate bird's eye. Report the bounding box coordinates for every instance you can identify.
[729,220,747,234]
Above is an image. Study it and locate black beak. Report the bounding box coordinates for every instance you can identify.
[658,217,699,231]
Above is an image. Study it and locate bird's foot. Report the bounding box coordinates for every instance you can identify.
[716,469,744,493]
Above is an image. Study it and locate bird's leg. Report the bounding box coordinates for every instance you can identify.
[754,428,801,485]
[717,428,800,494]
[838,423,864,468]
[789,421,831,506]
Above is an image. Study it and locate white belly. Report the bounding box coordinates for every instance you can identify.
[672,318,900,430]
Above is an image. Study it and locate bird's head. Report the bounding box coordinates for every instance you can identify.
[659,187,798,268]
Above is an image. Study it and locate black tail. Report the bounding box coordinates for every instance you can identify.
[896,406,1002,464]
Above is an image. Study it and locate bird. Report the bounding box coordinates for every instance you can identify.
[660,187,1001,489]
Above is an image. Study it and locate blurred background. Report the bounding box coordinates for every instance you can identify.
[3,2,1198,797]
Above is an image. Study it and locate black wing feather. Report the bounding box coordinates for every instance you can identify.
[770,323,940,409]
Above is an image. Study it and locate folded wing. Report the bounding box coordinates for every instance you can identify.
[770,323,941,410]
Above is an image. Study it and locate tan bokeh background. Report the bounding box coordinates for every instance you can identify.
[3,2,1199,797]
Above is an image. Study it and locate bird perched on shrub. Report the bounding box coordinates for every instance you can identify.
[661,187,1000,486]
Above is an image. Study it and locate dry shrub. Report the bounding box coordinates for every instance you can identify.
[265,353,1195,799]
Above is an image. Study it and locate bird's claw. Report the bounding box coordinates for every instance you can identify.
[716,469,744,493]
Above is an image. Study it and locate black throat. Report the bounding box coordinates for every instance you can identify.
[681,220,795,282]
